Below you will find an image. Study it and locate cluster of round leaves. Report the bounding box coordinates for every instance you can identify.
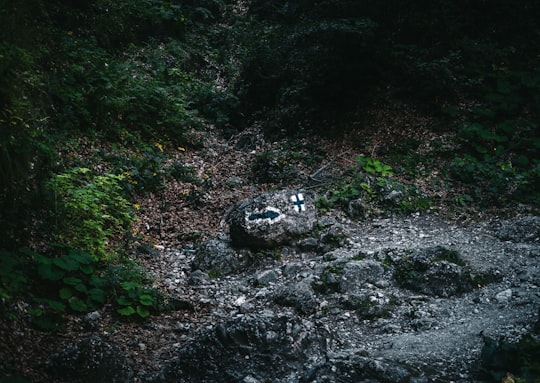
[22,248,160,330]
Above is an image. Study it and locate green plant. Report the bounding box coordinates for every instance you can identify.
[101,143,168,193]
[448,43,540,206]
[356,156,394,176]
[16,246,163,328]
[104,262,161,319]
[27,248,106,313]
[46,167,134,260]
[0,250,30,316]
[317,156,429,216]
[208,270,222,279]
[251,150,300,185]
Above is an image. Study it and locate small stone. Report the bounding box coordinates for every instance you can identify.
[256,269,278,286]
[138,343,147,351]
[298,237,319,251]
[188,270,210,285]
[274,282,317,315]
[234,295,247,306]
[173,323,190,333]
[282,263,302,276]
[83,311,102,330]
[495,289,512,303]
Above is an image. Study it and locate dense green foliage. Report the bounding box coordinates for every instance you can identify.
[1,0,539,330]
[316,156,430,216]
[238,0,540,204]
[0,0,235,325]
[0,247,162,328]
[239,0,540,127]
[46,168,134,259]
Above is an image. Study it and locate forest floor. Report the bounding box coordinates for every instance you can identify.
[1,98,539,382]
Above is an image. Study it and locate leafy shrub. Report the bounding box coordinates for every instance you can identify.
[356,156,394,177]
[317,156,430,216]
[47,37,234,143]
[251,150,300,185]
[46,168,134,260]
[0,247,163,328]
[0,250,30,315]
[104,262,161,319]
[99,143,168,193]
[28,248,106,315]
[451,97,540,205]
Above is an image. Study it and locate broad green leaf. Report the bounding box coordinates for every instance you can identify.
[28,308,43,316]
[121,281,139,291]
[89,274,106,288]
[63,276,83,286]
[70,250,94,265]
[136,305,150,318]
[38,264,65,281]
[79,264,94,275]
[74,283,88,293]
[49,300,67,311]
[88,288,106,304]
[117,306,135,316]
[69,297,87,312]
[139,294,154,306]
[59,287,74,300]
[117,296,131,306]
[53,256,79,271]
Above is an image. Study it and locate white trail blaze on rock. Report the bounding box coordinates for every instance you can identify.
[290,193,306,212]
[229,190,317,248]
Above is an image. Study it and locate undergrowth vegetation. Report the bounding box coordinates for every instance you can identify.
[0,0,539,336]
[0,0,237,327]
[239,0,540,208]
[317,156,431,217]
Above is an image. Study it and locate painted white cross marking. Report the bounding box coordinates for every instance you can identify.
[291,193,306,212]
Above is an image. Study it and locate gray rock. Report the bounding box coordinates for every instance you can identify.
[151,314,328,383]
[282,262,303,276]
[496,216,540,243]
[393,246,475,297]
[275,282,318,315]
[188,269,210,285]
[228,190,317,249]
[47,336,133,383]
[83,311,102,330]
[347,198,369,219]
[191,236,248,275]
[298,237,319,252]
[301,351,419,383]
[340,260,385,294]
[255,269,278,286]
[495,288,512,303]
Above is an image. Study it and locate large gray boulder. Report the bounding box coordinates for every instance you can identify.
[151,314,328,383]
[495,216,540,243]
[228,190,317,249]
[392,246,474,297]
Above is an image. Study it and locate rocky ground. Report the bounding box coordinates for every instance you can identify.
[1,121,539,383]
